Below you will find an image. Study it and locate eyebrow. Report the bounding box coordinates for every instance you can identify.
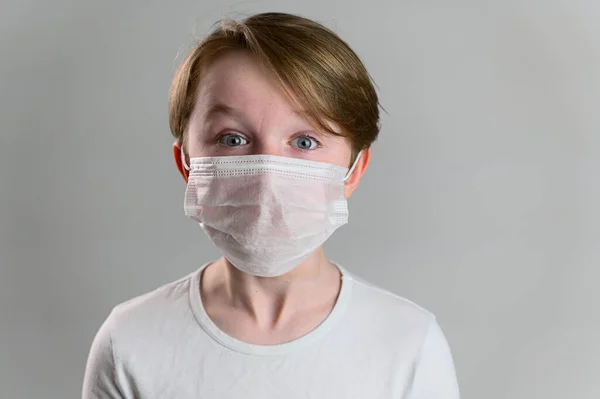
[204,102,311,119]
[202,103,245,121]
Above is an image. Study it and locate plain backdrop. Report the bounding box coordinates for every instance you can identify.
[1,0,598,398]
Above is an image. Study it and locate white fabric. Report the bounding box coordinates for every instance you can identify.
[184,155,351,277]
[83,263,460,398]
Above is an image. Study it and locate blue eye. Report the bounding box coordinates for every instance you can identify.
[218,134,248,147]
[291,136,320,150]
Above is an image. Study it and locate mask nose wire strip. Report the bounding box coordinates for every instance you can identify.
[183,147,361,181]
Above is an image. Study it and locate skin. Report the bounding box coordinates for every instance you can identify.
[172,50,371,345]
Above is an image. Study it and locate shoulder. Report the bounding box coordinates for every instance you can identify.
[83,269,203,397]
[341,268,437,349]
[99,268,199,344]
[347,270,433,323]
[340,268,459,393]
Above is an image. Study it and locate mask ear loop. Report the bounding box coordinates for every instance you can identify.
[181,147,191,172]
[343,151,362,182]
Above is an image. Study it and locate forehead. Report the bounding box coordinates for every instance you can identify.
[196,51,298,114]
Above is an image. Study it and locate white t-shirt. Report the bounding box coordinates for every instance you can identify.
[83,263,460,398]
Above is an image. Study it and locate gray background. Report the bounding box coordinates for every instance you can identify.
[1,0,598,398]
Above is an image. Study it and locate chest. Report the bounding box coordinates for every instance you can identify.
[123,344,416,399]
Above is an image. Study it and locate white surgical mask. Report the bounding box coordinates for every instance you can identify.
[182,151,361,277]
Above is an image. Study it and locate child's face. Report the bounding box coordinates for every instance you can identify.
[176,50,370,199]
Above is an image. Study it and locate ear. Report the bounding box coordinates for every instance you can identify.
[344,147,371,199]
[173,141,189,183]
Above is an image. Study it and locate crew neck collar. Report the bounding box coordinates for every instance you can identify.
[188,262,353,356]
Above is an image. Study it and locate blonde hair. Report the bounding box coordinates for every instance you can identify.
[169,12,380,162]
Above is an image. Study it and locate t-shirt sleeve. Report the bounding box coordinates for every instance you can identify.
[81,311,126,399]
[407,317,460,399]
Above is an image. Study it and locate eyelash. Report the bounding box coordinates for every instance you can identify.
[215,132,323,150]
[216,132,249,147]
[292,134,322,150]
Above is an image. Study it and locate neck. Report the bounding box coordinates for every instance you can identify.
[204,247,341,329]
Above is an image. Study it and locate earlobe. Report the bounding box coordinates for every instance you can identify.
[173,141,189,183]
